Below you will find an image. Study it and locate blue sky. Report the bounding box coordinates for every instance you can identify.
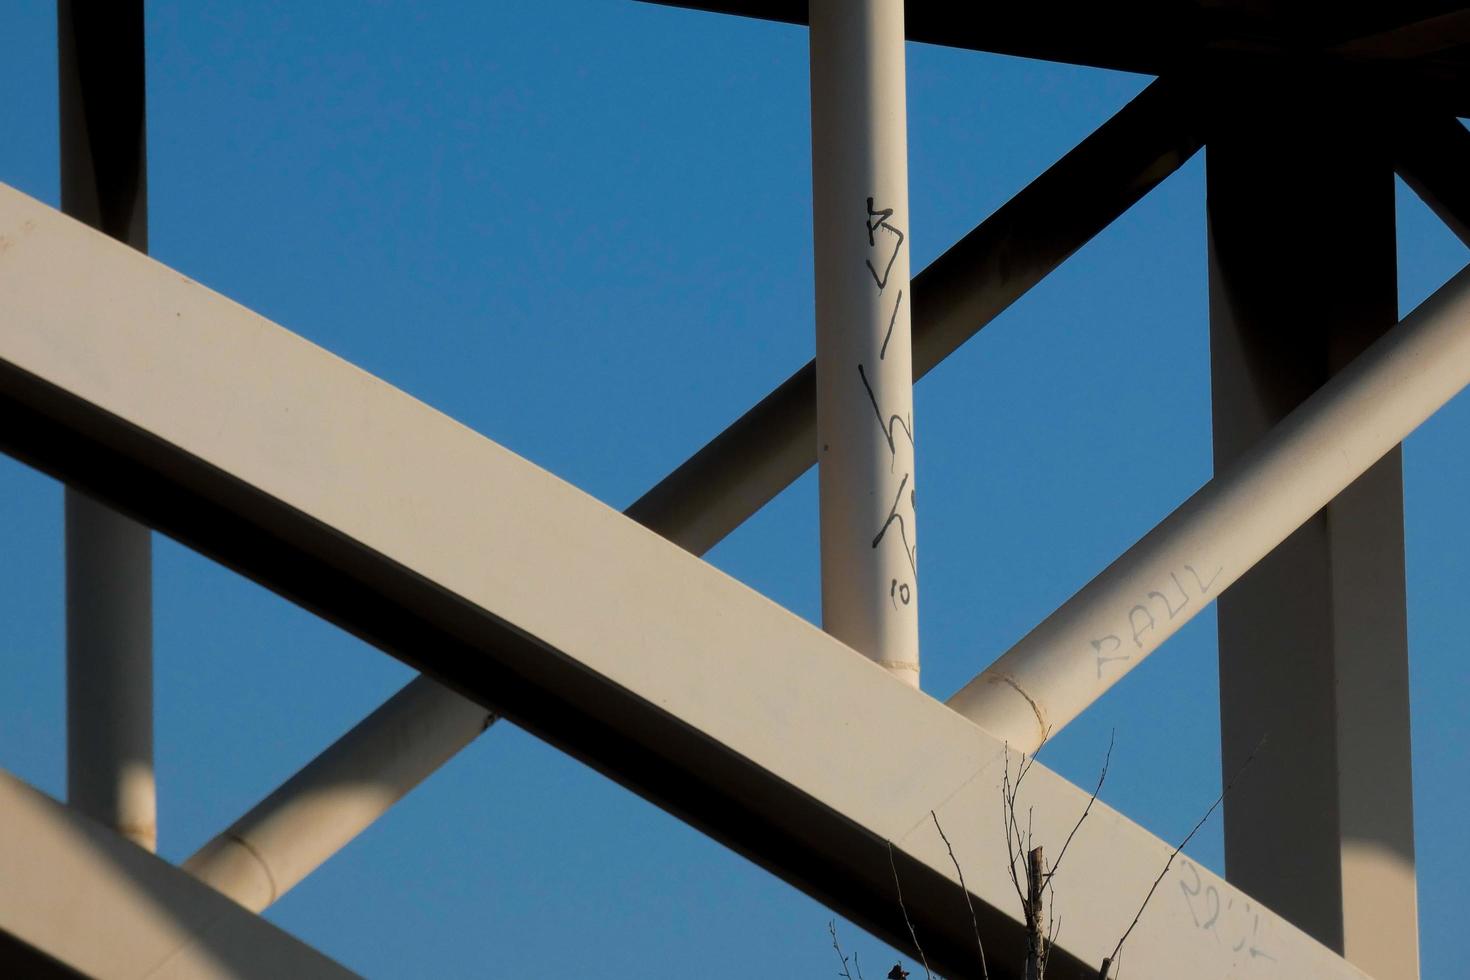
[1,2,1467,976]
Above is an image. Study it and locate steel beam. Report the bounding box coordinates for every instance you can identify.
[628,76,1200,554]
[809,0,920,683]
[1206,81,1417,977]
[1394,114,1470,249]
[0,769,353,978]
[948,253,1470,758]
[0,182,1368,979]
[183,74,1202,913]
[184,681,496,912]
[636,1,1470,116]
[58,0,156,853]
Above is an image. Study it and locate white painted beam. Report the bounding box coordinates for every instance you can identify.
[182,75,1203,915]
[0,181,1368,979]
[949,257,1470,755]
[629,76,1200,554]
[810,0,920,683]
[184,679,495,912]
[0,769,353,979]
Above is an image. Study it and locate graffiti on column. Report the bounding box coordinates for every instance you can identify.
[860,196,916,611]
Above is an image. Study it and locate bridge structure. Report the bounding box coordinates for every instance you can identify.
[2,2,1467,977]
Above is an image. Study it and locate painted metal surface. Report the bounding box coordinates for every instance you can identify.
[1208,92,1417,978]
[949,256,1470,757]
[58,0,156,853]
[0,770,355,979]
[810,0,919,683]
[0,182,1370,979]
[184,680,495,912]
[183,75,1201,915]
[627,76,1200,555]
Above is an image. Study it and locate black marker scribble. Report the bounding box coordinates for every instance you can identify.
[880,289,902,360]
[865,196,904,291]
[890,578,912,608]
[873,472,918,578]
[858,363,914,469]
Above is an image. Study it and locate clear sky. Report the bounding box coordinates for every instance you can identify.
[1,2,1467,977]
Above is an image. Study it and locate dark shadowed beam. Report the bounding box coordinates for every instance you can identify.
[635,1,1470,115]
[0,181,1378,979]
[629,76,1203,552]
[58,0,157,855]
[179,75,1204,915]
[637,0,1226,75]
[1207,68,1418,979]
[1394,113,1470,249]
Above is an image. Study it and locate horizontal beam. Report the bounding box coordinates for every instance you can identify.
[183,72,1202,911]
[0,770,352,979]
[949,259,1470,752]
[0,181,1367,979]
[636,1,1470,116]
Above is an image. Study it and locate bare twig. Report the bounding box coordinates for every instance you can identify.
[830,920,858,980]
[1000,747,1027,909]
[886,841,932,980]
[1044,729,1114,890]
[1101,739,1266,977]
[931,810,989,980]
[1025,846,1047,980]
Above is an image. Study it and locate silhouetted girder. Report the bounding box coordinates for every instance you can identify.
[637,1,1470,115]
[1395,114,1470,247]
[0,183,1369,979]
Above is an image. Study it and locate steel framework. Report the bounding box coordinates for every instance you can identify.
[3,2,1467,977]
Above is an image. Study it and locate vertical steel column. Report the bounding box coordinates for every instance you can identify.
[809,0,919,685]
[58,1,155,852]
[1207,73,1417,978]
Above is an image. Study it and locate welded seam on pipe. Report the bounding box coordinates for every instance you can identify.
[184,75,1202,910]
[225,832,279,906]
[993,673,1047,745]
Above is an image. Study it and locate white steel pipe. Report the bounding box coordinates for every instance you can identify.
[184,675,495,911]
[59,1,156,852]
[949,260,1470,752]
[810,0,920,684]
[188,80,1199,909]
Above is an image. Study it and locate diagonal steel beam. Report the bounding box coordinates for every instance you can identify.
[1394,114,1470,249]
[180,75,1204,912]
[628,75,1202,553]
[0,180,1366,979]
[0,769,353,978]
[949,260,1470,754]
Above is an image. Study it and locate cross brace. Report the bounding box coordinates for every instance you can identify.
[0,182,1366,979]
